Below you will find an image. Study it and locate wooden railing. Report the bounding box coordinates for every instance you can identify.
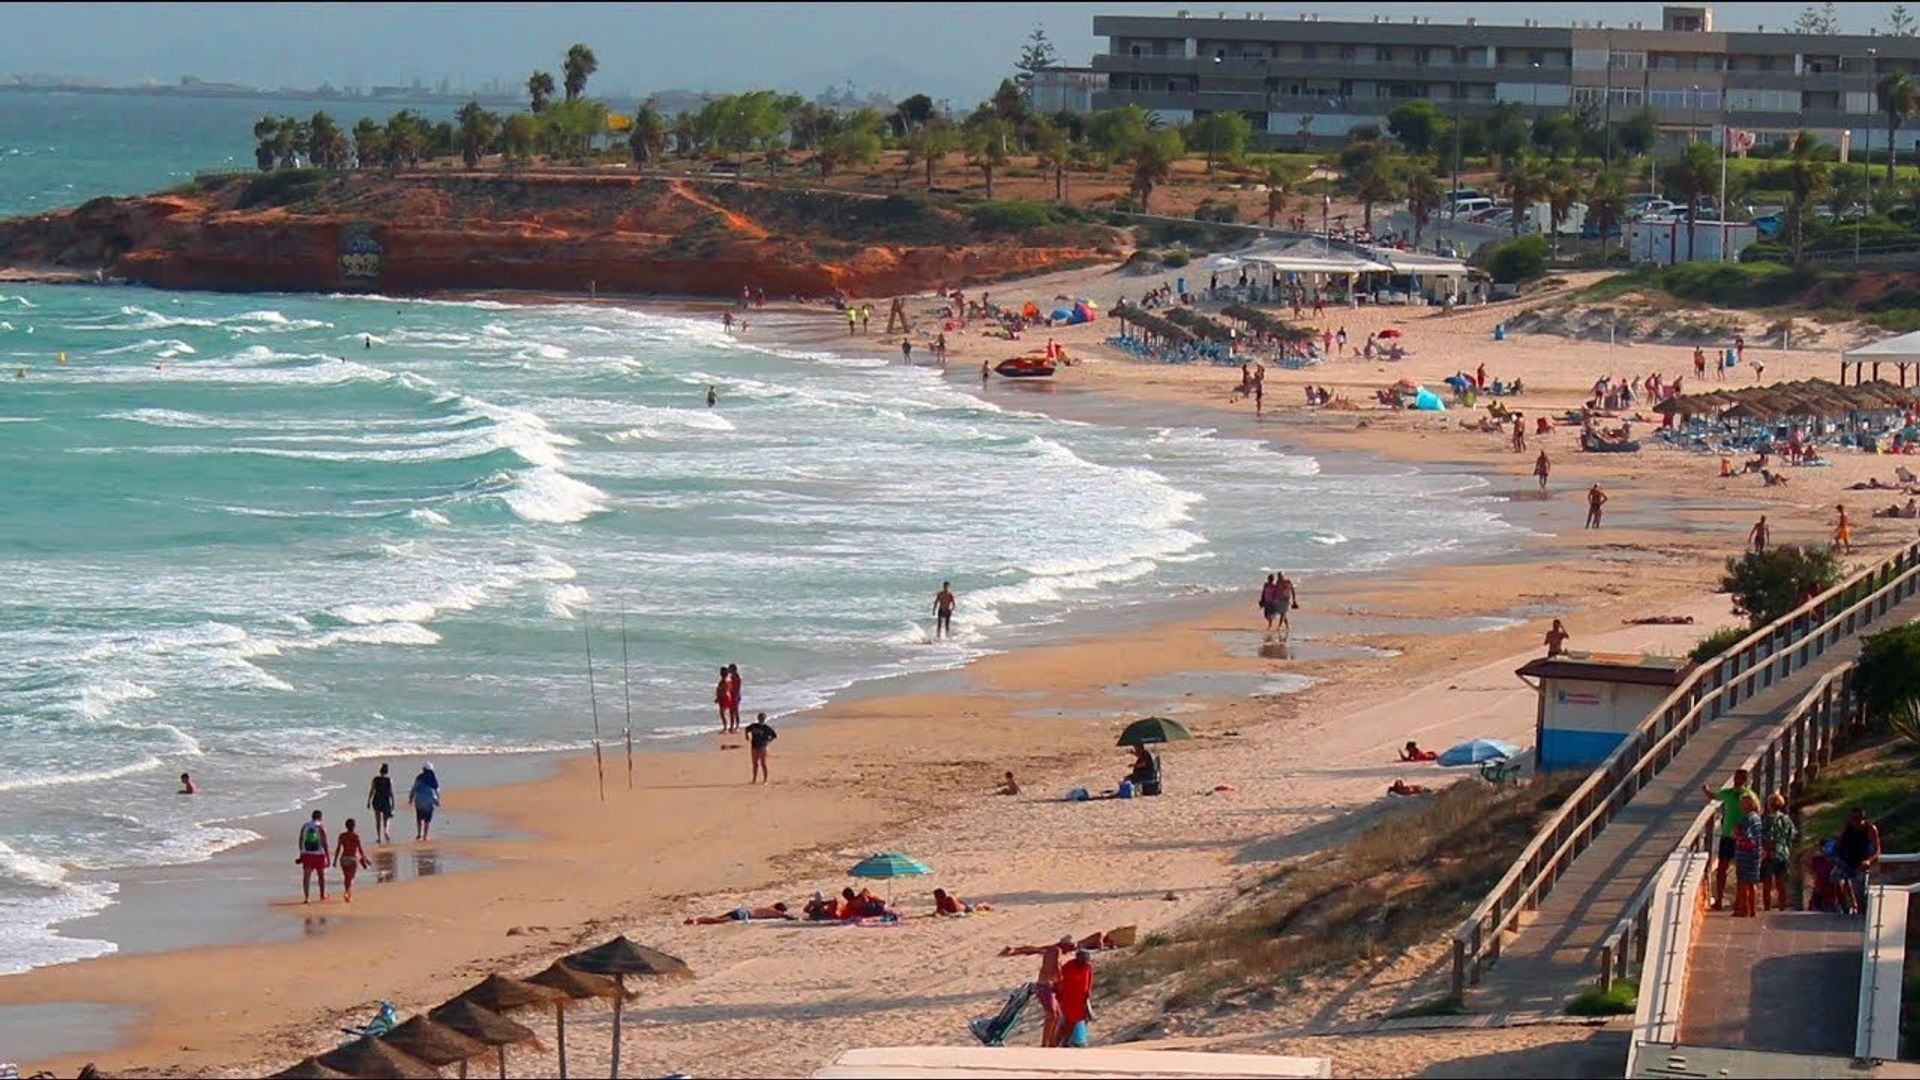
[1450,542,1920,997]
[1596,664,1858,992]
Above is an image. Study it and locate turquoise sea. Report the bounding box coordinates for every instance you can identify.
[0,91,1522,975]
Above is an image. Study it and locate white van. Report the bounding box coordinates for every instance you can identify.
[1449,197,1494,217]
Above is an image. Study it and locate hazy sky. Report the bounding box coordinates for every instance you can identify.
[1,3,1898,104]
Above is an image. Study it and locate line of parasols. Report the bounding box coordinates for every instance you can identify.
[1110,302,1197,346]
[270,936,689,1080]
[1653,378,1920,423]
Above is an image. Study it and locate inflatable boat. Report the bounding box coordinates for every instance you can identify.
[994,357,1057,379]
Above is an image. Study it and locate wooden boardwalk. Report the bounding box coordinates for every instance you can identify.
[1467,621,1893,1015]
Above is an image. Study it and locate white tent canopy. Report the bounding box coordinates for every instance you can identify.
[1843,330,1920,362]
[1239,240,1391,275]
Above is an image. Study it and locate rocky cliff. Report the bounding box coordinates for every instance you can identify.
[0,171,1120,298]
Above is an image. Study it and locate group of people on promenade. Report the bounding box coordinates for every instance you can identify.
[294,762,440,903]
[1704,767,1882,918]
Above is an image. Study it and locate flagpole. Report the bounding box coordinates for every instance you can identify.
[1718,124,1729,263]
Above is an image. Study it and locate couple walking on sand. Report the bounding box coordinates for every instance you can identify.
[1258,572,1298,640]
[298,762,441,904]
[715,663,744,733]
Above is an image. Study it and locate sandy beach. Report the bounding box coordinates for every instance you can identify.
[10,260,1919,1079]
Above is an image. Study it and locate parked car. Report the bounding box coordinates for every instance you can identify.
[1447,188,1486,205]
[1449,196,1495,217]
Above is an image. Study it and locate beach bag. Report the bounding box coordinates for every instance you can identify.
[1117,780,1135,800]
[1067,1020,1090,1048]
[300,822,325,854]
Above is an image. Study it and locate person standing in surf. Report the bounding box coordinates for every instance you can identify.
[726,663,744,731]
[1259,574,1280,637]
[933,582,957,641]
[297,810,329,903]
[366,763,395,844]
[981,360,991,386]
[716,667,737,734]
[706,385,718,408]
[408,763,440,842]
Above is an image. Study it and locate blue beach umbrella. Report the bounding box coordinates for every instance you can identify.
[1437,738,1521,767]
[848,851,931,905]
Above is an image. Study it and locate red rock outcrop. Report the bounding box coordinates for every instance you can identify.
[0,172,1118,298]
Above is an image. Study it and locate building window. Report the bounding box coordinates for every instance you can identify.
[1609,50,1646,71]
[1303,43,1318,60]
[1131,44,1143,57]
[1166,79,1179,93]
[1339,45,1356,61]
[1416,46,1433,65]
[1376,46,1393,63]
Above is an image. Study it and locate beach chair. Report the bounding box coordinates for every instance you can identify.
[341,1000,398,1040]
[1478,759,1523,787]
[968,982,1036,1047]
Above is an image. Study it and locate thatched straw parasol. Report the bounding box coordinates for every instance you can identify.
[314,1035,440,1080]
[266,1059,352,1080]
[527,961,628,1080]
[381,1015,490,1079]
[563,936,694,1079]
[429,998,541,1080]
[455,973,566,1014]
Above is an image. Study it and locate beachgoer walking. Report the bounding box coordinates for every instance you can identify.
[1585,484,1608,529]
[408,763,440,842]
[1321,328,1332,354]
[1056,948,1096,1048]
[981,360,991,386]
[1834,807,1882,915]
[1511,417,1526,453]
[1533,451,1551,493]
[1693,346,1706,378]
[178,772,196,795]
[1335,326,1348,354]
[726,664,743,730]
[933,581,957,641]
[1475,363,1487,390]
[1701,768,1758,911]
[1733,793,1764,917]
[1259,573,1279,636]
[1034,935,1073,1047]
[1272,572,1299,640]
[297,810,329,903]
[745,712,777,784]
[1749,515,1770,553]
[847,307,858,336]
[334,818,371,902]
[1762,792,1796,912]
[723,312,734,331]
[860,304,872,333]
[1544,618,1570,657]
[901,338,913,364]
[706,385,718,408]
[714,667,735,733]
[1253,378,1263,415]
[1834,504,1853,553]
[935,333,947,365]
[367,763,395,844]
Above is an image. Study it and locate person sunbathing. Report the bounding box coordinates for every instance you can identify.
[1762,469,1790,487]
[1399,740,1438,762]
[1001,931,1116,956]
[802,892,839,920]
[1387,779,1430,796]
[685,901,793,924]
[840,886,892,919]
[934,888,993,916]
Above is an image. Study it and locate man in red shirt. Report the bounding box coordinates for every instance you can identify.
[1054,948,1095,1048]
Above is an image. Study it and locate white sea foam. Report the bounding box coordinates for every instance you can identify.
[544,583,590,619]
[495,467,608,524]
[407,508,451,527]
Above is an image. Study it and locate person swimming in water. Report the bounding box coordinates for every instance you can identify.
[178,772,196,795]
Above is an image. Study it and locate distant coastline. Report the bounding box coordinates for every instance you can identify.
[0,82,534,109]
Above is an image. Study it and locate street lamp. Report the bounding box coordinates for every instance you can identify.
[1531,60,1542,113]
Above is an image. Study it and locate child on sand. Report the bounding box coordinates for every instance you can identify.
[996,771,1020,796]
[334,818,372,902]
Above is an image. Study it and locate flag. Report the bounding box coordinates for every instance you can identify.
[1725,127,1757,154]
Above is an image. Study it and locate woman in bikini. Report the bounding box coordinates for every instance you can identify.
[334,818,372,902]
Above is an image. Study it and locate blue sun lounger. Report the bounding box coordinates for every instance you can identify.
[968,981,1036,1047]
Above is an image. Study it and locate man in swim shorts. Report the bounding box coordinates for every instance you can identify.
[1034,934,1074,1047]
[685,901,792,924]
[933,582,957,640]
[366,763,395,844]
[297,810,330,903]
[1271,573,1299,640]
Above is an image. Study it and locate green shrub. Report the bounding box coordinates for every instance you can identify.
[1718,545,1844,628]
[1161,249,1191,268]
[238,169,326,209]
[1689,626,1750,664]
[1485,235,1549,284]
[1855,623,1920,716]
[1659,262,1810,306]
[967,199,1064,233]
[1567,979,1637,1016]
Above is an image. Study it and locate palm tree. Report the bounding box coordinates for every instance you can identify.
[1661,140,1719,259]
[1402,164,1445,248]
[1544,160,1580,256]
[563,45,598,102]
[965,119,1011,199]
[1586,169,1628,250]
[1880,71,1919,183]
[629,104,667,165]
[1129,129,1184,212]
[527,71,555,114]
[455,101,499,168]
[307,112,349,169]
[1033,120,1070,202]
[1344,151,1400,234]
[1263,162,1304,228]
[1500,153,1548,237]
[1784,130,1831,265]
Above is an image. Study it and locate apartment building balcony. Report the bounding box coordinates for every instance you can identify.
[1089,88,1281,113]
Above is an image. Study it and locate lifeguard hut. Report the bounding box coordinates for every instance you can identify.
[1515,650,1695,773]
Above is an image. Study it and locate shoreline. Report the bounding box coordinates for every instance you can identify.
[8,262,1914,1077]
